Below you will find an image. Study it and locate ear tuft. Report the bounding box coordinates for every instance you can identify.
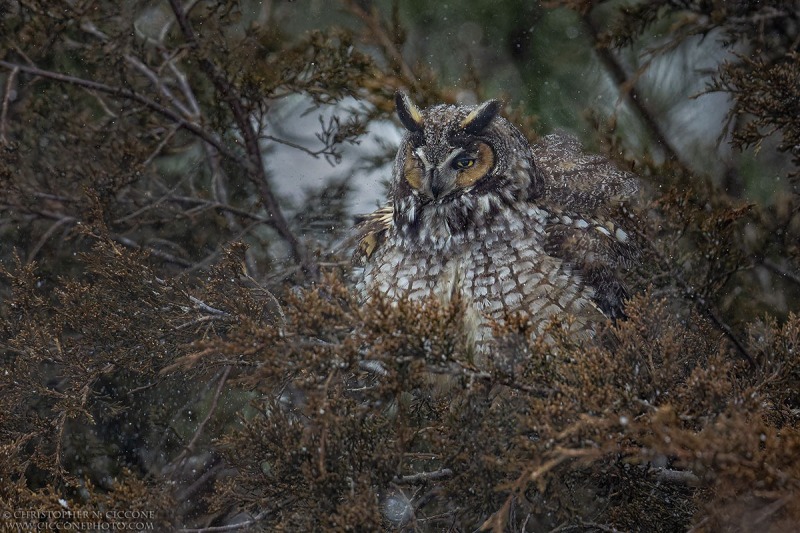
[395,92,424,133]
[460,99,501,135]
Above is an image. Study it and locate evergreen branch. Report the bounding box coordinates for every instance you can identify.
[633,225,757,368]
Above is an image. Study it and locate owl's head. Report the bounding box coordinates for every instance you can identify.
[391,92,544,242]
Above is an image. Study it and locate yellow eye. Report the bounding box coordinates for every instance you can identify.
[453,157,476,169]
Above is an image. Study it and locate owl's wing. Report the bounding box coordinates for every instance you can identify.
[542,209,638,319]
[533,133,639,216]
[534,133,641,319]
[351,204,394,266]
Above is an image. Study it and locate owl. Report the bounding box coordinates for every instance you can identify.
[354,92,639,350]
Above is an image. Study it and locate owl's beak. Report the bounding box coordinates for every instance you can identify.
[428,169,455,200]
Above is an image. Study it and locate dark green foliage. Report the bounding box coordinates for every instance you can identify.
[1,0,799,531]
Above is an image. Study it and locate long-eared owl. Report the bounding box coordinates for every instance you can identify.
[354,92,639,349]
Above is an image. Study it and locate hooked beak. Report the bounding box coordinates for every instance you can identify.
[425,168,455,200]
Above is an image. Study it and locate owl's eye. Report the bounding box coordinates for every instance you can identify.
[452,156,476,170]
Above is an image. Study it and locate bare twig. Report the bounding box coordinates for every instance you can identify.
[167,0,315,277]
[166,195,270,223]
[174,314,229,330]
[164,51,202,117]
[177,512,268,533]
[112,235,194,268]
[26,214,77,264]
[703,303,756,367]
[634,226,757,368]
[81,87,119,119]
[179,365,231,460]
[762,258,800,287]
[394,468,454,485]
[0,59,249,172]
[7,204,196,267]
[141,123,181,167]
[650,467,700,485]
[203,141,241,233]
[113,169,189,225]
[153,369,225,460]
[581,13,684,167]
[342,0,417,86]
[189,295,229,316]
[263,134,336,158]
[124,54,196,119]
[174,460,226,501]
[0,65,18,144]
[181,219,265,275]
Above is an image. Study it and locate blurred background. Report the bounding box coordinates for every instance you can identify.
[1,0,797,280]
[263,0,794,211]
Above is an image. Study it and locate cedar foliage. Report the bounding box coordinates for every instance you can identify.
[1,1,799,531]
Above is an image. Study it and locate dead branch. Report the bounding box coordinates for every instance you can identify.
[0,64,18,145]
[177,365,231,462]
[0,58,309,271]
[26,214,76,264]
[762,258,800,287]
[394,468,454,485]
[0,60,247,170]
[634,225,757,368]
[112,235,194,268]
[650,467,700,486]
[341,0,417,87]
[581,13,684,167]
[176,512,269,533]
[167,0,316,278]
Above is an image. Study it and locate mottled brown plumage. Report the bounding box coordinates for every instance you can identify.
[354,93,639,349]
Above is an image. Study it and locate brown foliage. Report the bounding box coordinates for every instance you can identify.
[195,274,800,531]
[7,236,800,530]
[1,1,799,532]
